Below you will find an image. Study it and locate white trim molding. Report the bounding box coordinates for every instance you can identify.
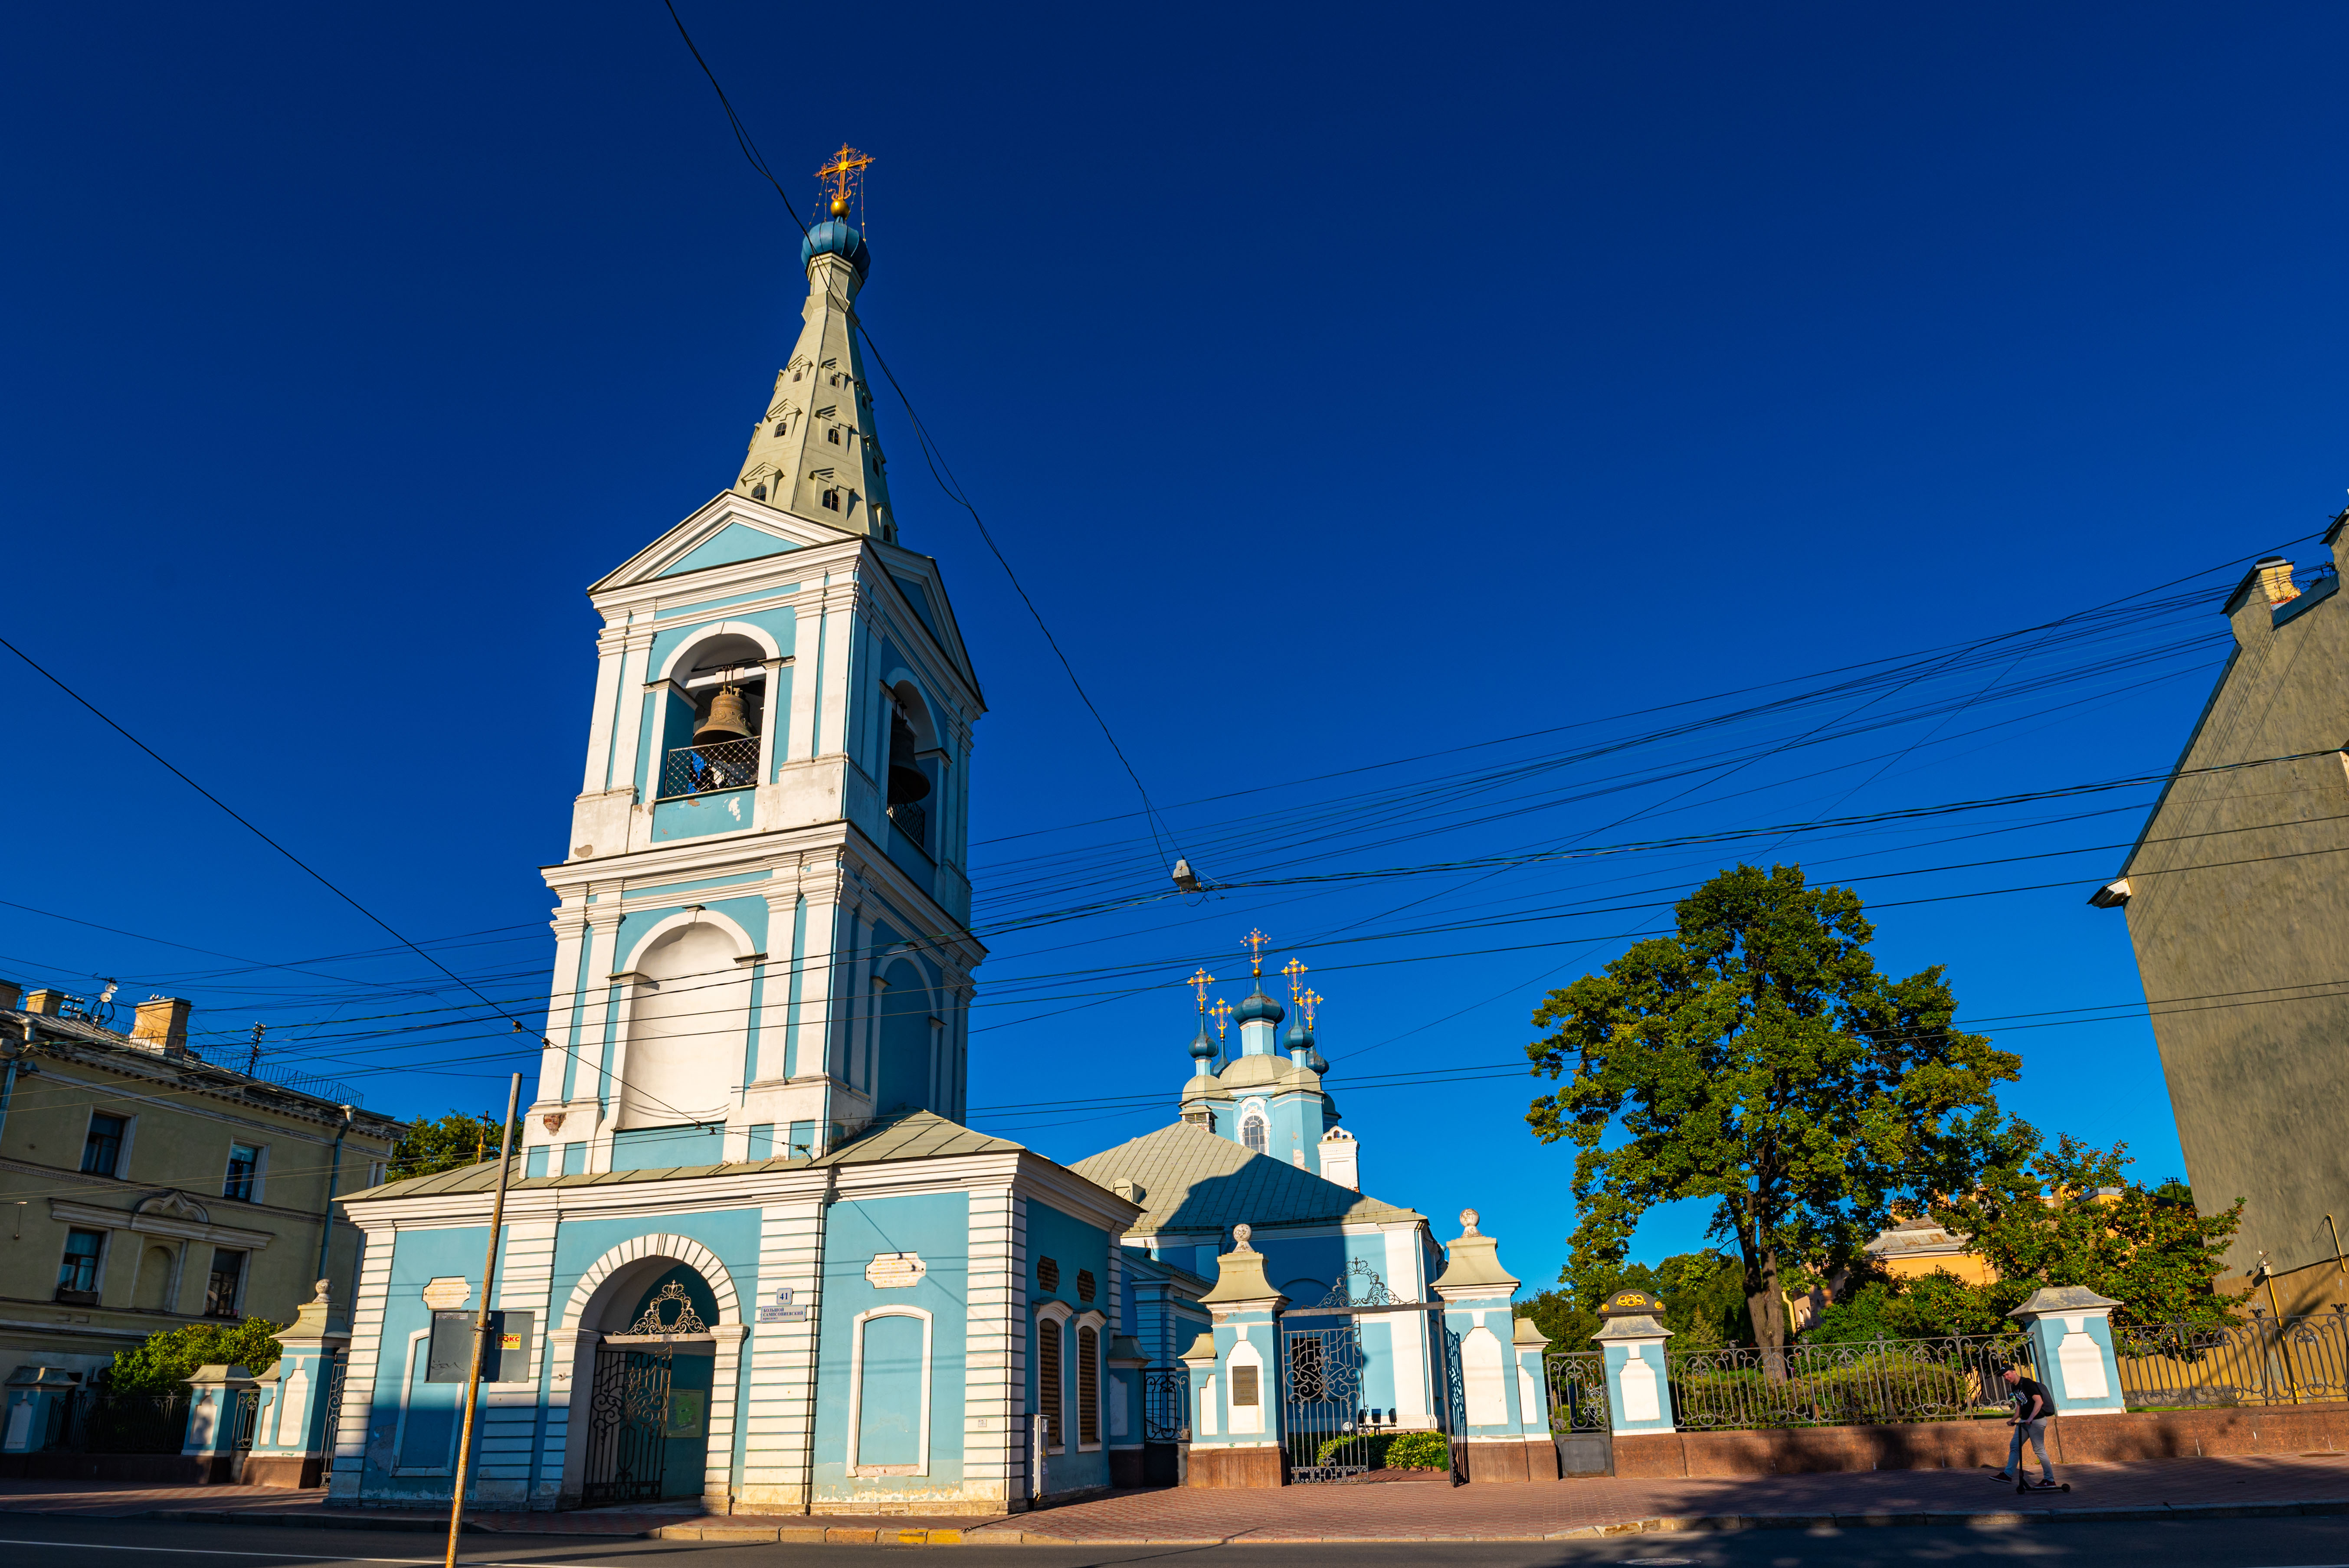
[844,1304,932,1477]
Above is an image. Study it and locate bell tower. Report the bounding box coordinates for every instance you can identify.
[520,156,987,1176]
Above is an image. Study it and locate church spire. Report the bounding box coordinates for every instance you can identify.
[733,146,898,542]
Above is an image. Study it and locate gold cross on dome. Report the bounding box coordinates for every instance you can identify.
[1209,998,1233,1042]
[1188,968,1215,1013]
[1244,928,1271,976]
[815,144,874,218]
[1302,989,1322,1029]
[1281,959,1308,1004]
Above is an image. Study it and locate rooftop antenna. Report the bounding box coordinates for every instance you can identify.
[245,1022,267,1075]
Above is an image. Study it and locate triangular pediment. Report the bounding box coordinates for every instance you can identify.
[874,541,983,706]
[591,493,855,594]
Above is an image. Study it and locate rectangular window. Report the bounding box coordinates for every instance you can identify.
[57,1228,103,1296]
[1077,1326,1100,1445]
[204,1249,245,1318]
[82,1113,127,1177]
[223,1142,261,1202]
[1037,1317,1062,1451]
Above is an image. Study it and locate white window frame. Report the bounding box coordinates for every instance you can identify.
[57,1226,108,1296]
[82,1109,135,1180]
[1238,1098,1268,1155]
[391,1329,455,1476]
[845,1304,932,1476]
[1034,1300,1073,1452]
[1071,1308,1107,1452]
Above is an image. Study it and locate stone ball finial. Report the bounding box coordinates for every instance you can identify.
[311,1279,331,1303]
[1232,1223,1253,1251]
[1459,1208,1480,1236]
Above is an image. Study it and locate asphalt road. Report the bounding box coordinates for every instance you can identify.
[0,1516,2342,1568]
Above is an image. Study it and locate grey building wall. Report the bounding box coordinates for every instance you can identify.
[2105,526,2349,1312]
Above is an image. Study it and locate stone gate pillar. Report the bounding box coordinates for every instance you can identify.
[245,1280,351,1488]
[2009,1286,2127,1417]
[1592,1289,1676,1437]
[1184,1223,1288,1487]
[1430,1209,1555,1480]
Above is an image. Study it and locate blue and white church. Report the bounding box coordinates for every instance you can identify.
[326,200,1558,1516]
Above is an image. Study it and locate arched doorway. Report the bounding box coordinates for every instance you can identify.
[580,1262,721,1503]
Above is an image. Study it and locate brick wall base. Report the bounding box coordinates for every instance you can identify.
[240,1454,326,1489]
[1463,1439,1561,1482]
[1184,1446,1285,1488]
[1613,1402,2349,1478]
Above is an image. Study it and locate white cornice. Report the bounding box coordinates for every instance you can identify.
[51,1198,276,1250]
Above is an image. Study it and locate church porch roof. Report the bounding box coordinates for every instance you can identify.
[1071,1120,1419,1235]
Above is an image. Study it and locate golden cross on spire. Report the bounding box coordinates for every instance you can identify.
[1188,968,1216,1013]
[1244,928,1271,977]
[1209,998,1233,1043]
[815,144,874,220]
[1281,958,1308,1005]
[1301,989,1322,1030]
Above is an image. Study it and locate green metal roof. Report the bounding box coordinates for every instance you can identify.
[344,1110,1024,1204]
[1070,1121,1419,1235]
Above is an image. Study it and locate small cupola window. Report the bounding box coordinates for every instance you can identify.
[822,489,842,511]
[1242,1111,1268,1153]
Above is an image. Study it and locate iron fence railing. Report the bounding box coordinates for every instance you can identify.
[45,1390,190,1454]
[2116,1308,2349,1410]
[659,736,759,800]
[1667,1335,2033,1430]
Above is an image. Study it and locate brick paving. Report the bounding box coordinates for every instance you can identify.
[0,1455,2346,1544]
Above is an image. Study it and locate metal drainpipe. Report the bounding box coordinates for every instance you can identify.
[314,1106,356,1282]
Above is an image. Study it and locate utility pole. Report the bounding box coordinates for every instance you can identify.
[443,1074,519,1568]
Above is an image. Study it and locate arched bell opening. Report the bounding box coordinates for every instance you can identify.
[573,1258,723,1505]
[872,955,936,1116]
[657,633,772,801]
[881,680,941,856]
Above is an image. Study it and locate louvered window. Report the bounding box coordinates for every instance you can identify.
[1076,1269,1095,1303]
[1077,1326,1100,1445]
[1037,1256,1060,1294]
[1037,1317,1063,1450]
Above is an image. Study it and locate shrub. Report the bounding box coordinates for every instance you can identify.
[103,1317,285,1395]
[1383,1431,1451,1471]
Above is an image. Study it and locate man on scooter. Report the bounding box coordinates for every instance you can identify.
[1992,1365,2058,1489]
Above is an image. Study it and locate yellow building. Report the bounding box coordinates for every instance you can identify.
[1862,1217,1998,1286]
[0,981,402,1381]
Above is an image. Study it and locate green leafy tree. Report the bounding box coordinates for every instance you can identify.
[104,1317,285,1395]
[388,1108,506,1182]
[1935,1131,2241,1329]
[1520,1250,1751,1352]
[1526,863,2030,1356]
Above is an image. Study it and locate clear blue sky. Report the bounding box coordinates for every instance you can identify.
[5,3,2345,1296]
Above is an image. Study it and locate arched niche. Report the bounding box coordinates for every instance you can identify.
[873,953,934,1116]
[615,911,754,1132]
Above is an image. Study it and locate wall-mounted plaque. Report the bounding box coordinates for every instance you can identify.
[421,1276,470,1310]
[865,1252,926,1289]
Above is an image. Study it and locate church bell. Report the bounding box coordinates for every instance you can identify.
[887,704,931,806]
[695,684,754,745]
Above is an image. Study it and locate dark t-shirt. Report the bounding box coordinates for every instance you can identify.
[2009,1377,2055,1419]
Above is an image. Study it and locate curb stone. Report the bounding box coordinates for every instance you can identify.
[4,1495,2346,1545]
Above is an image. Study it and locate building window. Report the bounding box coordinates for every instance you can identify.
[223,1143,260,1203]
[1037,1256,1060,1294]
[1076,1269,1096,1303]
[57,1229,103,1296]
[751,483,767,501]
[822,489,841,511]
[82,1113,126,1177]
[1241,1112,1268,1154]
[204,1249,245,1318]
[773,421,788,438]
[1036,1316,1063,1450]
[827,427,841,445]
[1077,1325,1100,1445]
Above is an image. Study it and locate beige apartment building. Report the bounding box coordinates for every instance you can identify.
[0,982,403,1379]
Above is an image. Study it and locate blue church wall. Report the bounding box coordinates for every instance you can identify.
[652,788,755,841]
[874,956,932,1114]
[610,1124,726,1169]
[651,584,801,622]
[361,1223,519,1499]
[1026,1201,1111,1492]
[810,1193,972,1502]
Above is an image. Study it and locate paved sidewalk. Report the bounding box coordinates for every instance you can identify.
[2,1455,2347,1544]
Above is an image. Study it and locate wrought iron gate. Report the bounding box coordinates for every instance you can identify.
[1142,1368,1188,1486]
[1277,1262,1461,1486]
[1544,1349,1612,1475]
[581,1342,672,1505]
[1434,1320,1469,1483]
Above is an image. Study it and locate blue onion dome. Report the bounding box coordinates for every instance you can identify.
[1309,1049,1329,1075]
[800,219,871,280]
[1189,1021,1217,1062]
[1235,986,1285,1025]
[1284,1017,1310,1054]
